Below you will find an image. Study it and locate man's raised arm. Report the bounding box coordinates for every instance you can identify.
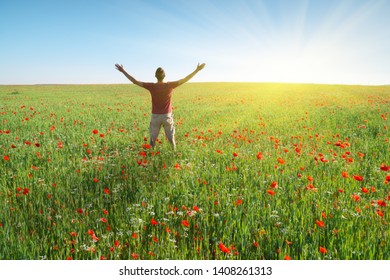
[115,64,143,87]
[175,63,206,86]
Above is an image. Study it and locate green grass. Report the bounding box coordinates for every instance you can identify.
[1,83,389,260]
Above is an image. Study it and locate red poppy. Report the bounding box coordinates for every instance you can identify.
[377,200,387,207]
[57,142,63,149]
[100,218,108,223]
[342,171,349,178]
[3,155,10,161]
[142,143,151,149]
[361,187,369,193]
[233,152,238,157]
[131,253,139,259]
[270,181,278,188]
[234,199,243,206]
[150,218,158,225]
[92,129,98,134]
[218,242,231,254]
[181,220,190,227]
[319,246,327,254]
[376,209,384,217]
[256,152,263,160]
[380,164,390,171]
[174,163,182,170]
[93,178,99,183]
[284,255,292,260]
[353,175,363,181]
[277,157,285,164]
[352,194,360,202]
[315,220,325,227]
[91,234,99,241]
[267,189,276,196]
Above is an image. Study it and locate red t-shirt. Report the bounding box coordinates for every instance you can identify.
[142,82,179,114]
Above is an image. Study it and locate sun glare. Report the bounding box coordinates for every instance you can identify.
[226,0,389,85]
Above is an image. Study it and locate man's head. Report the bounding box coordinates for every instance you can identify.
[155,67,165,82]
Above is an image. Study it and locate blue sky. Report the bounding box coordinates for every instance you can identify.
[1,0,390,85]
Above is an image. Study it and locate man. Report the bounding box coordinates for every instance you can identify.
[115,63,205,150]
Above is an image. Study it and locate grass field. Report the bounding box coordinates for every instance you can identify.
[1,83,389,260]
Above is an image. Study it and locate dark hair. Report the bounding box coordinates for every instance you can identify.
[155,67,165,81]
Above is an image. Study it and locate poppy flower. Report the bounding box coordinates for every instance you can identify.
[277,157,285,164]
[181,220,190,227]
[218,242,231,254]
[319,246,327,254]
[342,171,349,178]
[267,189,276,196]
[352,194,360,202]
[361,187,369,194]
[234,199,243,206]
[131,253,139,259]
[3,155,10,161]
[150,218,158,225]
[91,234,99,241]
[380,164,390,171]
[174,163,182,170]
[92,129,98,134]
[377,200,387,207]
[376,209,384,217]
[284,255,292,260]
[142,143,151,149]
[256,152,263,160]
[353,175,363,181]
[270,181,278,188]
[100,218,108,223]
[315,220,325,227]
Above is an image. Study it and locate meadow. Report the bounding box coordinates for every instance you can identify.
[0,82,389,260]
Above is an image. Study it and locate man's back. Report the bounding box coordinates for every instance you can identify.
[142,82,179,114]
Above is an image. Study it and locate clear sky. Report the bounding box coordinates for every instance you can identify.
[1,0,390,85]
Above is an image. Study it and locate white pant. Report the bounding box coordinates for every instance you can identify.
[149,113,176,149]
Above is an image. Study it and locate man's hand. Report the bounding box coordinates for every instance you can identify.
[196,63,206,72]
[115,64,125,73]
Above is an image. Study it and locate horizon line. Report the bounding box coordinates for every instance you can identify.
[1,81,390,87]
